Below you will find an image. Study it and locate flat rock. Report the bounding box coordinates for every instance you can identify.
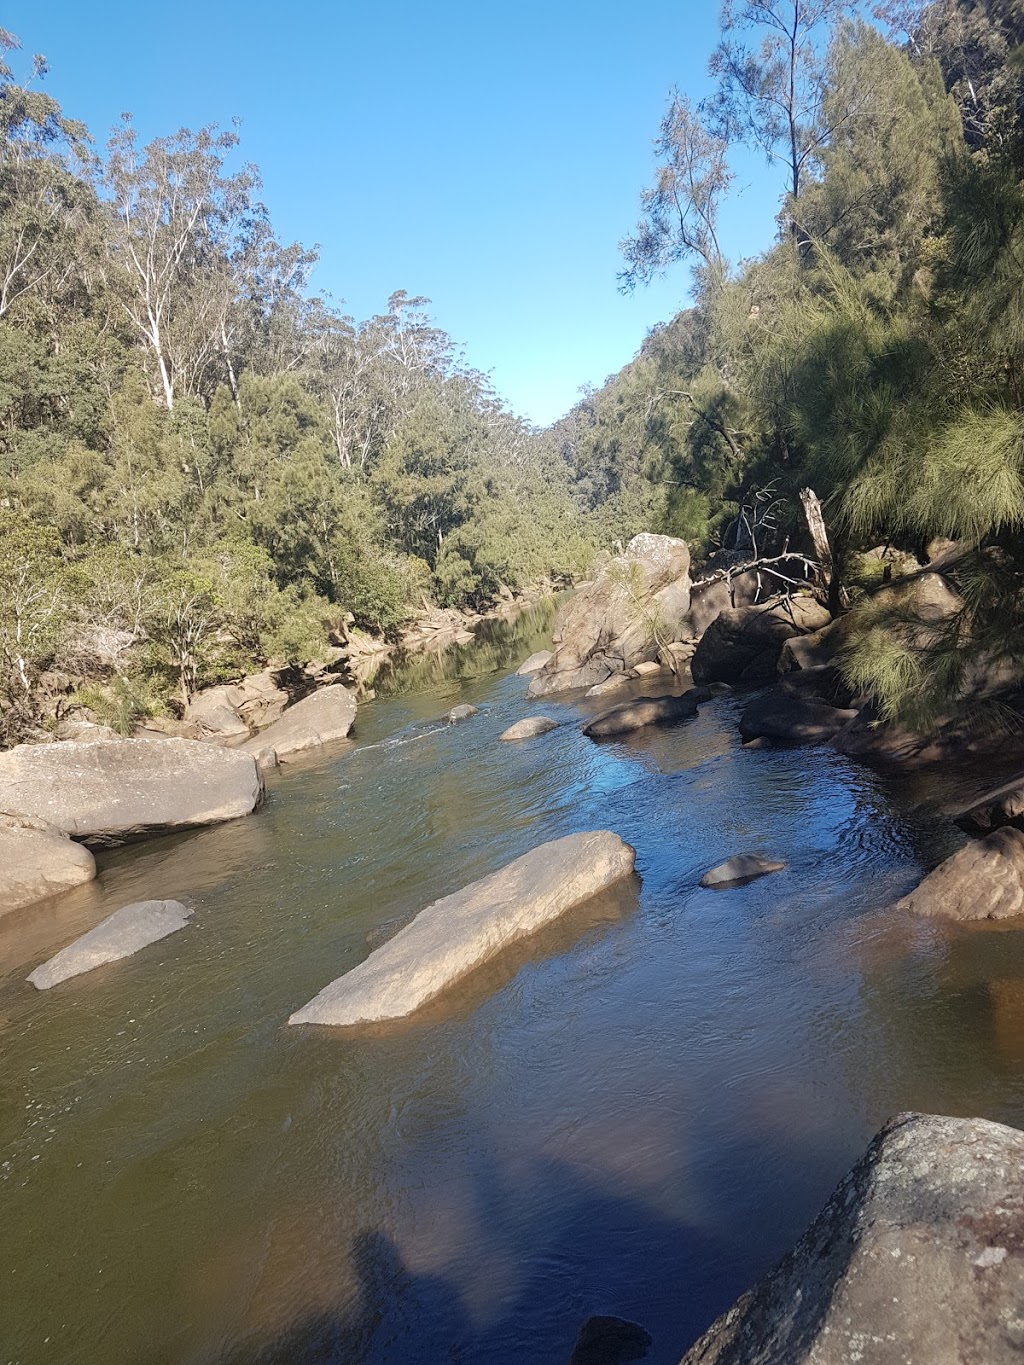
[0,812,96,916]
[289,831,636,1026]
[701,854,786,888]
[242,685,356,763]
[499,716,559,741]
[28,899,192,989]
[738,689,857,745]
[516,650,553,676]
[892,826,1024,920]
[680,1112,1024,1365]
[184,685,251,741]
[586,675,633,698]
[446,704,479,723]
[0,739,264,844]
[582,688,708,739]
[630,660,665,678]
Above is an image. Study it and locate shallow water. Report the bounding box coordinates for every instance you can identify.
[4,602,1024,1365]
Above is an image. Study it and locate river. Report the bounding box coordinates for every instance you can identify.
[4,599,1024,1364]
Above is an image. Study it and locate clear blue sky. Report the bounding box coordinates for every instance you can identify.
[8,0,785,426]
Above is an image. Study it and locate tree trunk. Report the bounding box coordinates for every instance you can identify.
[800,487,847,613]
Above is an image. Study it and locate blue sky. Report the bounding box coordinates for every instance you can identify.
[8,0,785,426]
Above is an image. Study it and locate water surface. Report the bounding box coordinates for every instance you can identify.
[3,602,1024,1364]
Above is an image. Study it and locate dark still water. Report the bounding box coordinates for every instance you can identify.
[4,600,1024,1365]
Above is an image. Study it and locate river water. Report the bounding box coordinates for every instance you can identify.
[4,599,1024,1365]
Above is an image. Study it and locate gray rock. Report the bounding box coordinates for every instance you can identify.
[738,690,857,745]
[186,670,292,742]
[583,688,709,739]
[184,685,251,741]
[955,776,1024,836]
[289,831,636,1026]
[570,1315,652,1364]
[680,1112,1024,1365]
[700,855,786,888]
[499,716,559,741]
[0,812,96,916]
[892,826,1024,920]
[242,685,356,764]
[0,738,264,845]
[28,899,192,989]
[516,650,554,676]
[529,535,692,696]
[630,660,665,679]
[691,597,831,687]
[446,704,479,723]
[586,675,633,698]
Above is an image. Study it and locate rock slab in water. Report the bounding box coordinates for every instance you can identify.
[242,685,356,763]
[0,813,96,916]
[680,1111,1024,1365]
[569,1315,652,1364]
[446,704,479,723]
[738,690,857,745]
[0,739,264,844]
[892,826,1024,920]
[529,535,692,696]
[517,650,554,676]
[499,716,559,741]
[583,688,709,739]
[701,855,786,888]
[289,831,636,1026]
[28,899,192,989]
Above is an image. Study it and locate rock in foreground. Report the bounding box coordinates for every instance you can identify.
[582,689,709,739]
[701,855,785,888]
[892,826,1024,920]
[289,831,636,1026]
[500,716,559,741]
[680,1112,1024,1365]
[0,813,96,916]
[0,739,264,844]
[242,685,356,764]
[28,899,192,989]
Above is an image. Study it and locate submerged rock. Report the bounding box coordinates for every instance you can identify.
[680,1112,1024,1365]
[700,855,785,888]
[289,831,636,1026]
[28,899,192,989]
[516,650,554,676]
[242,685,356,763]
[0,812,96,916]
[446,704,479,723]
[529,535,692,696]
[569,1315,652,1364]
[582,688,708,739]
[738,689,857,745]
[499,716,559,741]
[0,738,264,845]
[892,826,1024,920]
[691,597,831,687]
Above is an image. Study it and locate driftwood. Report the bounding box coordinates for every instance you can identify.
[690,548,819,606]
[799,487,848,611]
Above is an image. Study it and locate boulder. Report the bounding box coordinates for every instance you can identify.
[956,777,1024,836]
[586,675,633,699]
[569,1315,652,1364]
[289,831,636,1026]
[679,568,764,640]
[700,854,786,888]
[582,688,709,739]
[0,812,96,917]
[660,640,697,675]
[27,899,192,989]
[499,716,559,742]
[691,598,831,687]
[0,739,264,844]
[680,1112,1024,1365]
[242,685,356,764]
[185,669,292,741]
[516,650,554,677]
[528,535,692,696]
[738,689,857,745]
[630,660,665,679]
[446,704,479,723]
[891,827,1024,921]
[184,685,251,741]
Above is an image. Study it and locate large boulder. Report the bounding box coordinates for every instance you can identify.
[680,1112,1024,1365]
[0,738,264,845]
[289,831,636,1026]
[28,899,192,989]
[0,812,96,917]
[242,684,356,764]
[528,535,692,696]
[891,827,1024,921]
[691,598,831,687]
[738,689,857,745]
[582,688,709,739]
[955,776,1024,836]
[185,669,292,741]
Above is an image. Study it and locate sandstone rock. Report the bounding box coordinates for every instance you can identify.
[777,619,847,674]
[499,716,559,741]
[700,854,785,888]
[242,685,356,764]
[136,715,201,741]
[0,812,96,916]
[27,899,192,989]
[184,685,251,741]
[0,739,264,844]
[289,831,636,1026]
[680,1112,1024,1365]
[586,675,633,699]
[446,704,479,723]
[570,1315,652,1364]
[738,690,857,745]
[54,719,121,744]
[529,535,692,696]
[892,827,1024,920]
[678,568,764,640]
[516,650,553,676]
[631,660,665,679]
[956,777,1024,836]
[185,670,292,741]
[582,688,708,739]
[691,598,831,687]
[660,640,697,675]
